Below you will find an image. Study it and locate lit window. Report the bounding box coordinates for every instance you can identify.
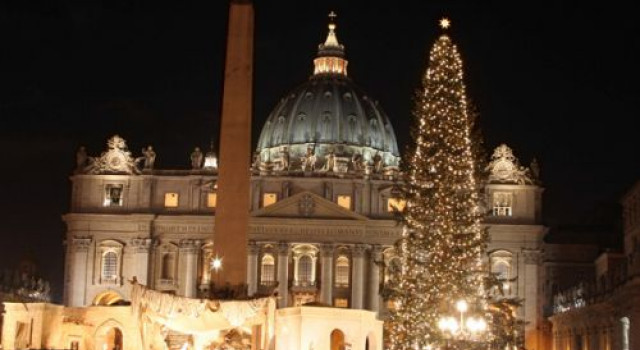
[387,198,407,212]
[207,193,217,208]
[263,193,278,207]
[335,255,350,287]
[297,255,313,283]
[102,251,118,281]
[334,298,348,308]
[260,254,275,285]
[491,257,512,295]
[104,184,124,207]
[337,195,351,210]
[164,193,179,207]
[492,192,512,216]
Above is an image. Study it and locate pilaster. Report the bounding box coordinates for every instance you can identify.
[178,239,201,298]
[277,242,290,308]
[351,244,368,309]
[247,240,259,296]
[68,236,92,306]
[368,245,383,314]
[320,244,334,305]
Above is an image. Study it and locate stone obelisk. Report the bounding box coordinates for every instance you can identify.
[214,0,253,290]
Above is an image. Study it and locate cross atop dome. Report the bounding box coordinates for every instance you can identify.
[328,11,337,22]
[314,11,348,76]
[320,11,343,51]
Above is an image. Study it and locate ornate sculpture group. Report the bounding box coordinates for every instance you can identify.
[75,135,215,175]
[486,144,539,185]
[256,145,394,177]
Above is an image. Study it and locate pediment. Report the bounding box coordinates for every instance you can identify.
[251,191,369,221]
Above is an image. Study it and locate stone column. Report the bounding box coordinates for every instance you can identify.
[179,239,201,298]
[277,242,290,308]
[368,245,383,314]
[522,248,541,350]
[131,238,153,285]
[68,237,92,307]
[320,244,334,305]
[351,244,368,309]
[354,183,364,213]
[247,240,259,296]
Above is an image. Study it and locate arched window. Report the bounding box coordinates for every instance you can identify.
[161,253,175,280]
[490,251,513,295]
[261,254,275,285]
[493,261,510,279]
[102,252,118,281]
[330,329,345,350]
[298,255,313,284]
[335,256,350,287]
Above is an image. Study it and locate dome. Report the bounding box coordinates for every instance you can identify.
[255,15,400,178]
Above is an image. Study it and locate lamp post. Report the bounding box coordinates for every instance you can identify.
[437,299,487,349]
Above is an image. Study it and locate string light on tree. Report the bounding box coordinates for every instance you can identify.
[384,18,489,350]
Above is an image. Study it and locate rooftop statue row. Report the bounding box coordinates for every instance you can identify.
[74,135,218,175]
[252,144,399,179]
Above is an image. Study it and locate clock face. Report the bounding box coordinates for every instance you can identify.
[106,152,127,171]
[493,159,514,180]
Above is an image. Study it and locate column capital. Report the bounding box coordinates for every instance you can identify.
[277,241,290,255]
[370,244,384,262]
[179,239,202,253]
[248,240,260,255]
[522,248,542,265]
[131,238,153,253]
[71,236,92,252]
[352,244,369,257]
[319,243,334,257]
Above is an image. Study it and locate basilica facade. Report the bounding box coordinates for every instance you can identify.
[54,19,549,349]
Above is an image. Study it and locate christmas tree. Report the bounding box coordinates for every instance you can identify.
[385,19,488,350]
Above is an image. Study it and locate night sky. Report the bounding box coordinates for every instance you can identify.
[1,0,638,301]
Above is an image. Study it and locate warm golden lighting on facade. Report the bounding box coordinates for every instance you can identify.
[263,193,278,207]
[207,193,217,208]
[334,298,348,308]
[164,193,179,207]
[387,198,407,212]
[337,195,351,210]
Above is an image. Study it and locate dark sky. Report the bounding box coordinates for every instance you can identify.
[1,0,639,301]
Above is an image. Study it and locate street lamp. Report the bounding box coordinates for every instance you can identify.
[438,299,487,348]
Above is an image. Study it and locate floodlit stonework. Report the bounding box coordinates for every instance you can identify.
[0,5,586,350]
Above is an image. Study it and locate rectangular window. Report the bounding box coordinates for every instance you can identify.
[102,251,118,281]
[334,298,349,308]
[104,184,124,207]
[492,192,513,216]
[387,198,407,212]
[335,256,350,287]
[164,193,179,207]
[70,341,79,350]
[263,193,278,207]
[207,193,217,208]
[337,195,351,210]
